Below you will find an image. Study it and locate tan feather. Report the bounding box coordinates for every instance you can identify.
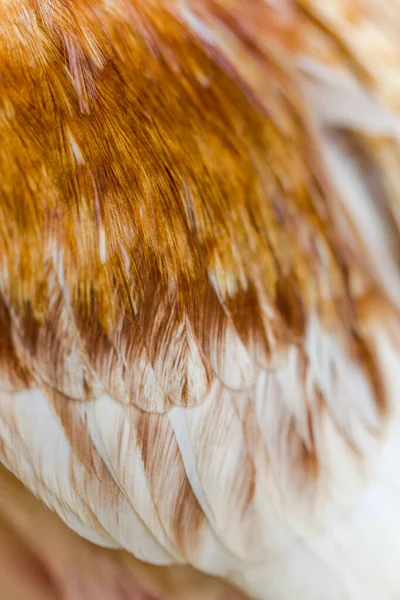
[1,1,400,599]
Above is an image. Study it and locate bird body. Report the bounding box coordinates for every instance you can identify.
[1,1,400,598]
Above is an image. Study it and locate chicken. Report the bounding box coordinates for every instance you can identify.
[1,1,400,599]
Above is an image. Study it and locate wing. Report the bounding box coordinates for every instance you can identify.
[1,1,400,599]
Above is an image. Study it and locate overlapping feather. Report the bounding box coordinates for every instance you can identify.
[1,2,400,599]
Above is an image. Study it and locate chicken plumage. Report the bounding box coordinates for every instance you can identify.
[1,1,400,599]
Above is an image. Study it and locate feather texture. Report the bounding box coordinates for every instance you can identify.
[1,1,400,599]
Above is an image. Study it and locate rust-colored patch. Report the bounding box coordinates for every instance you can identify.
[0,0,359,412]
[50,390,107,479]
[0,298,33,393]
[0,0,396,550]
[134,410,205,559]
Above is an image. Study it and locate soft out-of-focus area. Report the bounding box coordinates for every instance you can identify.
[0,464,248,600]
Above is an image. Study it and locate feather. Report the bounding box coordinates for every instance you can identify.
[1,1,400,599]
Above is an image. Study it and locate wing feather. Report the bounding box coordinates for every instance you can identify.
[1,2,400,599]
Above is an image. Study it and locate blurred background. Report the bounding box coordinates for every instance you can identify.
[0,465,247,600]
